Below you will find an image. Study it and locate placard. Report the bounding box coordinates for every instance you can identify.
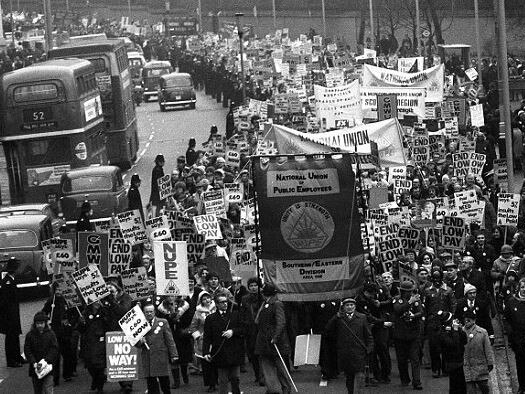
[174,229,206,265]
[193,214,223,240]
[377,238,403,273]
[293,334,321,366]
[442,216,466,250]
[117,210,148,245]
[78,232,109,275]
[470,104,485,127]
[497,193,520,226]
[108,228,132,276]
[153,241,190,296]
[71,265,110,305]
[144,215,172,242]
[203,189,227,218]
[469,152,486,177]
[453,152,470,179]
[119,304,151,346]
[225,150,241,168]
[106,332,140,381]
[377,94,398,121]
[121,267,151,300]
[224,183,243,203]
[53,273,82,309]
[493,159,508,192]
[157,174,173,200]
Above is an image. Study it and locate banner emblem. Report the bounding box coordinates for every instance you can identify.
[280,202,334,253]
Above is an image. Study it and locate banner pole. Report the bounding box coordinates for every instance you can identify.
[273,343,298,392]
[250,157,263,291]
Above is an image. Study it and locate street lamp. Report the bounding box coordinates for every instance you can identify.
[235,12,246,104]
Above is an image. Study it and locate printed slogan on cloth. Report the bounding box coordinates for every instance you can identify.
[254,153,363,301]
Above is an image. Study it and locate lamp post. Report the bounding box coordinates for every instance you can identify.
[197,0,202,33]
[272,0,276,29]
[43,0,53,51]
[368,0,374,50]
[321,0,326,38]
[474,0,483,89]
[415,0,420,55]
[496,0,513,191]
[235,12,246,104]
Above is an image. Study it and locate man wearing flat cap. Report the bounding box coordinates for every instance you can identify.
[324,297,373,393]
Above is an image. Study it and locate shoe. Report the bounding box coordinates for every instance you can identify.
[413,384,423,390]
[401,381,410,387]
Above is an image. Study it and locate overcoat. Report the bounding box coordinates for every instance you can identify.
[140,317,178,377]
[324,311,373,373]
[254,296,290,357]
[0,274,21,335]
[463,325,494,382]
[203,307,246,367]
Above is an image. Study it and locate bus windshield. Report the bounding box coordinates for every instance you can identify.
[23,138,73,166]
[14,83,58,102]
[0,230,38,248]
[64,176,112,193]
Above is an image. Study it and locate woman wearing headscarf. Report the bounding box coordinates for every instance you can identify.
[189,291,217,392]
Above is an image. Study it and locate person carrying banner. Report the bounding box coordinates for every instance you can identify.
[255,284,292,394]
[138,302,178,394]
[203,292,246,394]
[24,311,59,394]
[324,297,374,393]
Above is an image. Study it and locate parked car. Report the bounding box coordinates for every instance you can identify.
[142,60,173,101]
[0,203,65,234]
[59,166,127,227]
[158,72,196,111]
[0,214,53,288]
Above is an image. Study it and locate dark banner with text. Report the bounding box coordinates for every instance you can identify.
[254,153,363,301]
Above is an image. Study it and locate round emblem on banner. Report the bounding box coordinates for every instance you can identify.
[280,201,334,254]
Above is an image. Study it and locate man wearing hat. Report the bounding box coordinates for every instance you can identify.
[445,260,466,300]
[149,154,165,216]
[462,309,494,394]
[424,268,456,378]
[459,256,487,299]
[439,311,467,394]
[455,284,494,343]
[325,297,373,393]
[128,173,144,222]
[254,284,291,394]
[392,281,424,390]
[0,257,24,367]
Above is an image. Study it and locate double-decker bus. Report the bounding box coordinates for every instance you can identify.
[0,58,107,206]
[49,38,139,169]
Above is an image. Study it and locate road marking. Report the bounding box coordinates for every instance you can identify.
[145,142,150,149]
[149,134,154,140]
[140,148,147,156]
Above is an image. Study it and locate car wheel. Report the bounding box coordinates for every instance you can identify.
[160,104,166,112]
[190,102,196,109]
[143,95,149,102]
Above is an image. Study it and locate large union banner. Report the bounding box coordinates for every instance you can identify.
[254,153,364,301]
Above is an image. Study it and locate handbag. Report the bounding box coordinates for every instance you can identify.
[35,359,53,379]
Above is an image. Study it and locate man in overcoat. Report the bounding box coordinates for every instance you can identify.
[203,292,246,394]
[254,284,291,394]
[139,303,178,394]
[324,297,374,394]
[0,257,23,367]
[462,310,494,394]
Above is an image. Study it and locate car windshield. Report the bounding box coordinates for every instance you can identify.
[1,209,41,216]
[165,76,192,88]
[0,230,38,248]
[146,68,170,77]
[63,176,112,193]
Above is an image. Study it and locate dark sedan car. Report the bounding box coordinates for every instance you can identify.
[59,165,127,227]
[158,72,196,111]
